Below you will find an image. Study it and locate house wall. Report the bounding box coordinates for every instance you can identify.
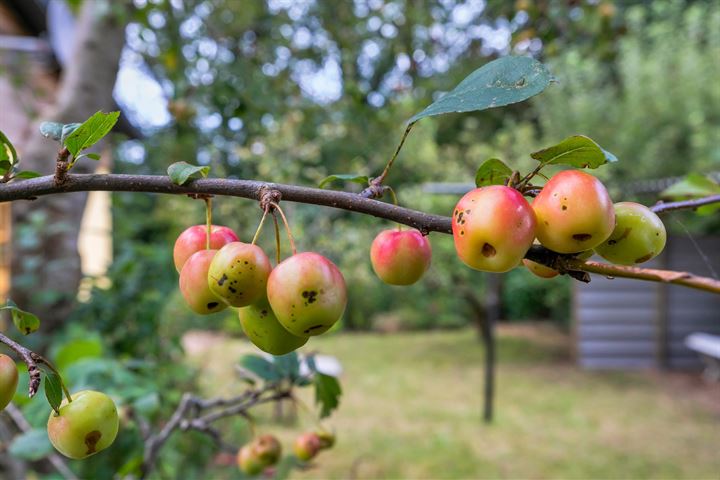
[574,236,720,369]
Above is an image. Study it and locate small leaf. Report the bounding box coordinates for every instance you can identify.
[8,428,54,460]
[409,56,553,123]
[0,130,18,167]
[238,354,281,382]
[44,371,64,413]
[660,173,720,199]
[0,299,40,335]
[84,153,102,161]
[314,373,342,419]
[167,161,211,185]
[530,135,618,169]
[64,111,120,157]
[13,170,42,180]
[39,122,65,141]
[318,174,369,189]
[475,158,513,187]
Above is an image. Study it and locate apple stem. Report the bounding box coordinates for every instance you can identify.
[270,202,297,256]
[385,186,403,231]
[272,212,281,265]
[251,208,269,246]
[204,197,212,250]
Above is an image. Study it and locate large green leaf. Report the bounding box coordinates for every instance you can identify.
[64,111,120,157]
[0,299,40,335]
[530,135,618,168]
[475,158,513,187]
[314,373,341,419]
[409,56,552,123]
[167,161,211,185]
[54,337,104,371]
[8,429,54,461]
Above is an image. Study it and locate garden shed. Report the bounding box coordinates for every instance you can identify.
[574,235,720,370]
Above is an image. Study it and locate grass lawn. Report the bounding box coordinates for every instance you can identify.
[184,326,720,479]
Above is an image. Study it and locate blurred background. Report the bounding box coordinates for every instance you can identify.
[0,0,719,478]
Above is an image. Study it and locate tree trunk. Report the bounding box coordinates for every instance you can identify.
[11,1,128,331]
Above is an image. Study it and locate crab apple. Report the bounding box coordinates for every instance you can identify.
[594,202,667,265]
[370,229,432,285]
[294,432,322,461]
[0,354,18,411]
[452,186,536,272]
[173,225,238,272]
[316,430,335,450]
[179,250,228,314]
[522,259,559,279]
[46,390,119,459]
[208,242,272,307]
[267,252,347,337]
[237,445,265,476]
[239,298,308,355]
[532,170,615,253]
[252,434,282,465]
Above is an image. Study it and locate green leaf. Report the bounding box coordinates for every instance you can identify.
[314,373,342,419]
[84,153,101,160]
[167,161,211,185]
[318,174,369,189]
[8,428,54,460]
[44,371,64,413]
[273,352,300,381]
[238,354,280,382]
[530,135,618,168]
[409,56,553,123]
[660,173,720,199]
[54,337,103,371]
[64,111,120,157]
[13,170,42,180]
[273,455,303,480]
[0,129,18,166]
[0,299,40,335]
[475,158,513,187]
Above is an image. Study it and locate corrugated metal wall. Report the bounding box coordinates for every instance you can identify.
[574,236,720,370]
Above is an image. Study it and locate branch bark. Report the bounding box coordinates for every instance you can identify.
[0,173,719,294]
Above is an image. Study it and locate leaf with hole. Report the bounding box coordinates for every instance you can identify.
[475,158,513,187]
[314,373,342,419]
[409,56,553,123]
[167,161,211,185]
[0,299,40,335]
[530,135,618,169]
[318,174,369,189]
[64,111,120,158]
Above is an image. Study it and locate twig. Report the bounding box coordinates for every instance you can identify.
[651,194,720,214]
[140,386,291,479]
[4,403,79,480]
[0,174,719,294]
[0,332,42,398]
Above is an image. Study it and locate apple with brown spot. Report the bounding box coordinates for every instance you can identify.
[452,186,536,272]
[208,242,272,307]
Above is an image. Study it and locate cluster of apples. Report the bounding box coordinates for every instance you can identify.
[451,170,667,275]
[174,224,347,355]
[1,354,119,459]
[237,430,334,475]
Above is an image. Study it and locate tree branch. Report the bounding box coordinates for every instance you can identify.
[650,194,720,214]
[140,385,292,479]
[0,332,42,398]
[0,174,719,294]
